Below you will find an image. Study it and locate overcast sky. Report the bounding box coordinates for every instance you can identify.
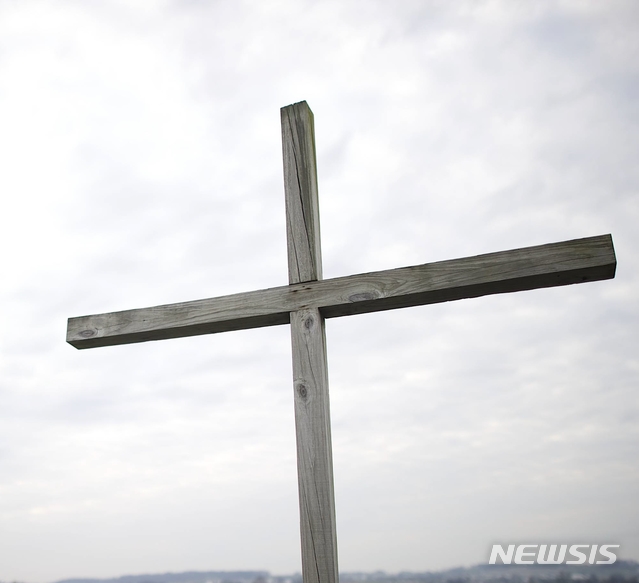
[1,1,638,582]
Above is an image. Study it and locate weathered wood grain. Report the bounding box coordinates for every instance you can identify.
[282,101,323,284]
[290,308,338,583]
[283,102,339,583]
[67,234,616,349]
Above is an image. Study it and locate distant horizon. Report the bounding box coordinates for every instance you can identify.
[8,558,635,583]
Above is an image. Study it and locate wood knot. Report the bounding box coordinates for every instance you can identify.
[304,315,314,330]
[348,291,379,302]
[296,382,309,401]
[78,329,97,338]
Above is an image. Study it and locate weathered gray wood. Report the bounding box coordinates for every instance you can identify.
[67,234,616,349]
[283,102,338,583]
[291,308,338,583]
[282,101,323,284]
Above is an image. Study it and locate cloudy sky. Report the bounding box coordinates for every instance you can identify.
[1,1,638,581]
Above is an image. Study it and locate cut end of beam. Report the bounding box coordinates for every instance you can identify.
[282,100,310,110]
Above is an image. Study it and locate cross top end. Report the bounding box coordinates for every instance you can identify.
[281,101,323,284]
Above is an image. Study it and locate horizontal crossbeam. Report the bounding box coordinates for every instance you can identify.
[67,234,616,349]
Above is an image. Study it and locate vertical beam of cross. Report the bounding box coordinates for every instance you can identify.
[282,102,339,583]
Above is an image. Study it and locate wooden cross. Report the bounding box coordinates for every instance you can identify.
[67,101,616,583]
